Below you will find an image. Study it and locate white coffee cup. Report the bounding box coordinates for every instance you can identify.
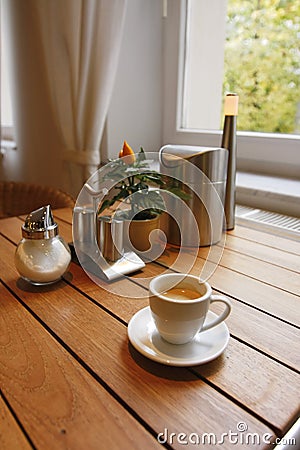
[149,273,231,345]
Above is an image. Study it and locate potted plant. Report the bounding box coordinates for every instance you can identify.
[97,141,188,252]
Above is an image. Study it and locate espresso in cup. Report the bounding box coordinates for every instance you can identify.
[149,273,231,345]
[162,287,200,300]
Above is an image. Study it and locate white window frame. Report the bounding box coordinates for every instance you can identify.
[163,0,300,178]
[1,0,15,145]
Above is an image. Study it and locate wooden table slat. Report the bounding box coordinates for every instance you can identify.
[53,208,74,224]
[68,262,300,371]
[0,236,296,437]
[1,210,299,449]
[0,394,32,450]
[215,248,299,295]
[156,250,300,327]
[223,233,300,272]
[0,279,275,449]
[233,222,300,256]
[0,283,161,450]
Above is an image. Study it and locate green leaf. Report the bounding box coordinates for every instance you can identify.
[98,198,113,214]
[167,186,191,200]
[134,190,166,211]
[97,188,130,214]
[143,175,165,186]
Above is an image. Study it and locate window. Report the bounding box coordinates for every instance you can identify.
[222,0,300,135]
[163,0,300,178]
[1,2,14,141]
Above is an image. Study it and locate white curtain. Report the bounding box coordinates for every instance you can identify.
[5,0,127,195]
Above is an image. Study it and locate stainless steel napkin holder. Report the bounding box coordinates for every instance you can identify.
[73,198,145,282]
[159,145,228,247]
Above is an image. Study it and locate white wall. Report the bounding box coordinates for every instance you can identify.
[105,0,163,160]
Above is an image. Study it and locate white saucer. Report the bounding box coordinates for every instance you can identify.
[128,307,230,367]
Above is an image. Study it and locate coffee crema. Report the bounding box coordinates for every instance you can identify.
[162,287,200,300]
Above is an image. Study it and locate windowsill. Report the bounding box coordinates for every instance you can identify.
[1,139,17,151]
[1,139,17,162]
[236,171,300,218]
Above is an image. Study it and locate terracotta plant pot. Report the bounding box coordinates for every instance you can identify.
[126,214,160,252]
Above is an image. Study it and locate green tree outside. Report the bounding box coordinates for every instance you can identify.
[223,0,300,134]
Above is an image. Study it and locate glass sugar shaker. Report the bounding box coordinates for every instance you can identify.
[15,205,71,285]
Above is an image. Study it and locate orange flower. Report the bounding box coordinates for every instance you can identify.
[118,141,136,164]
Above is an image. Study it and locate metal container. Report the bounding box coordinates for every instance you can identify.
[221,93,239,230]
[15,205,71,284]
[73,205,95,245]
[97,215,124,262]
[159,145,228,247]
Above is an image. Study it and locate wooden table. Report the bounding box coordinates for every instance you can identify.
[0,208,299,449]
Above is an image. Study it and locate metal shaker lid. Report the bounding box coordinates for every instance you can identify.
[159,145,228,183]
[22,205,58,239]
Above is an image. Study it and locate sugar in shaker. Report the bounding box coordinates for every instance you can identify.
[15,205,71,285]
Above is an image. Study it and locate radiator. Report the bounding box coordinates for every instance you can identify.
[235,205,300,239]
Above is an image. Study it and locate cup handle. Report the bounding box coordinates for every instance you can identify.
[201,295,231,332]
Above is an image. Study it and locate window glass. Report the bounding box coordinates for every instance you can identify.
[1,7,14,130]
[183,0,300,135]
